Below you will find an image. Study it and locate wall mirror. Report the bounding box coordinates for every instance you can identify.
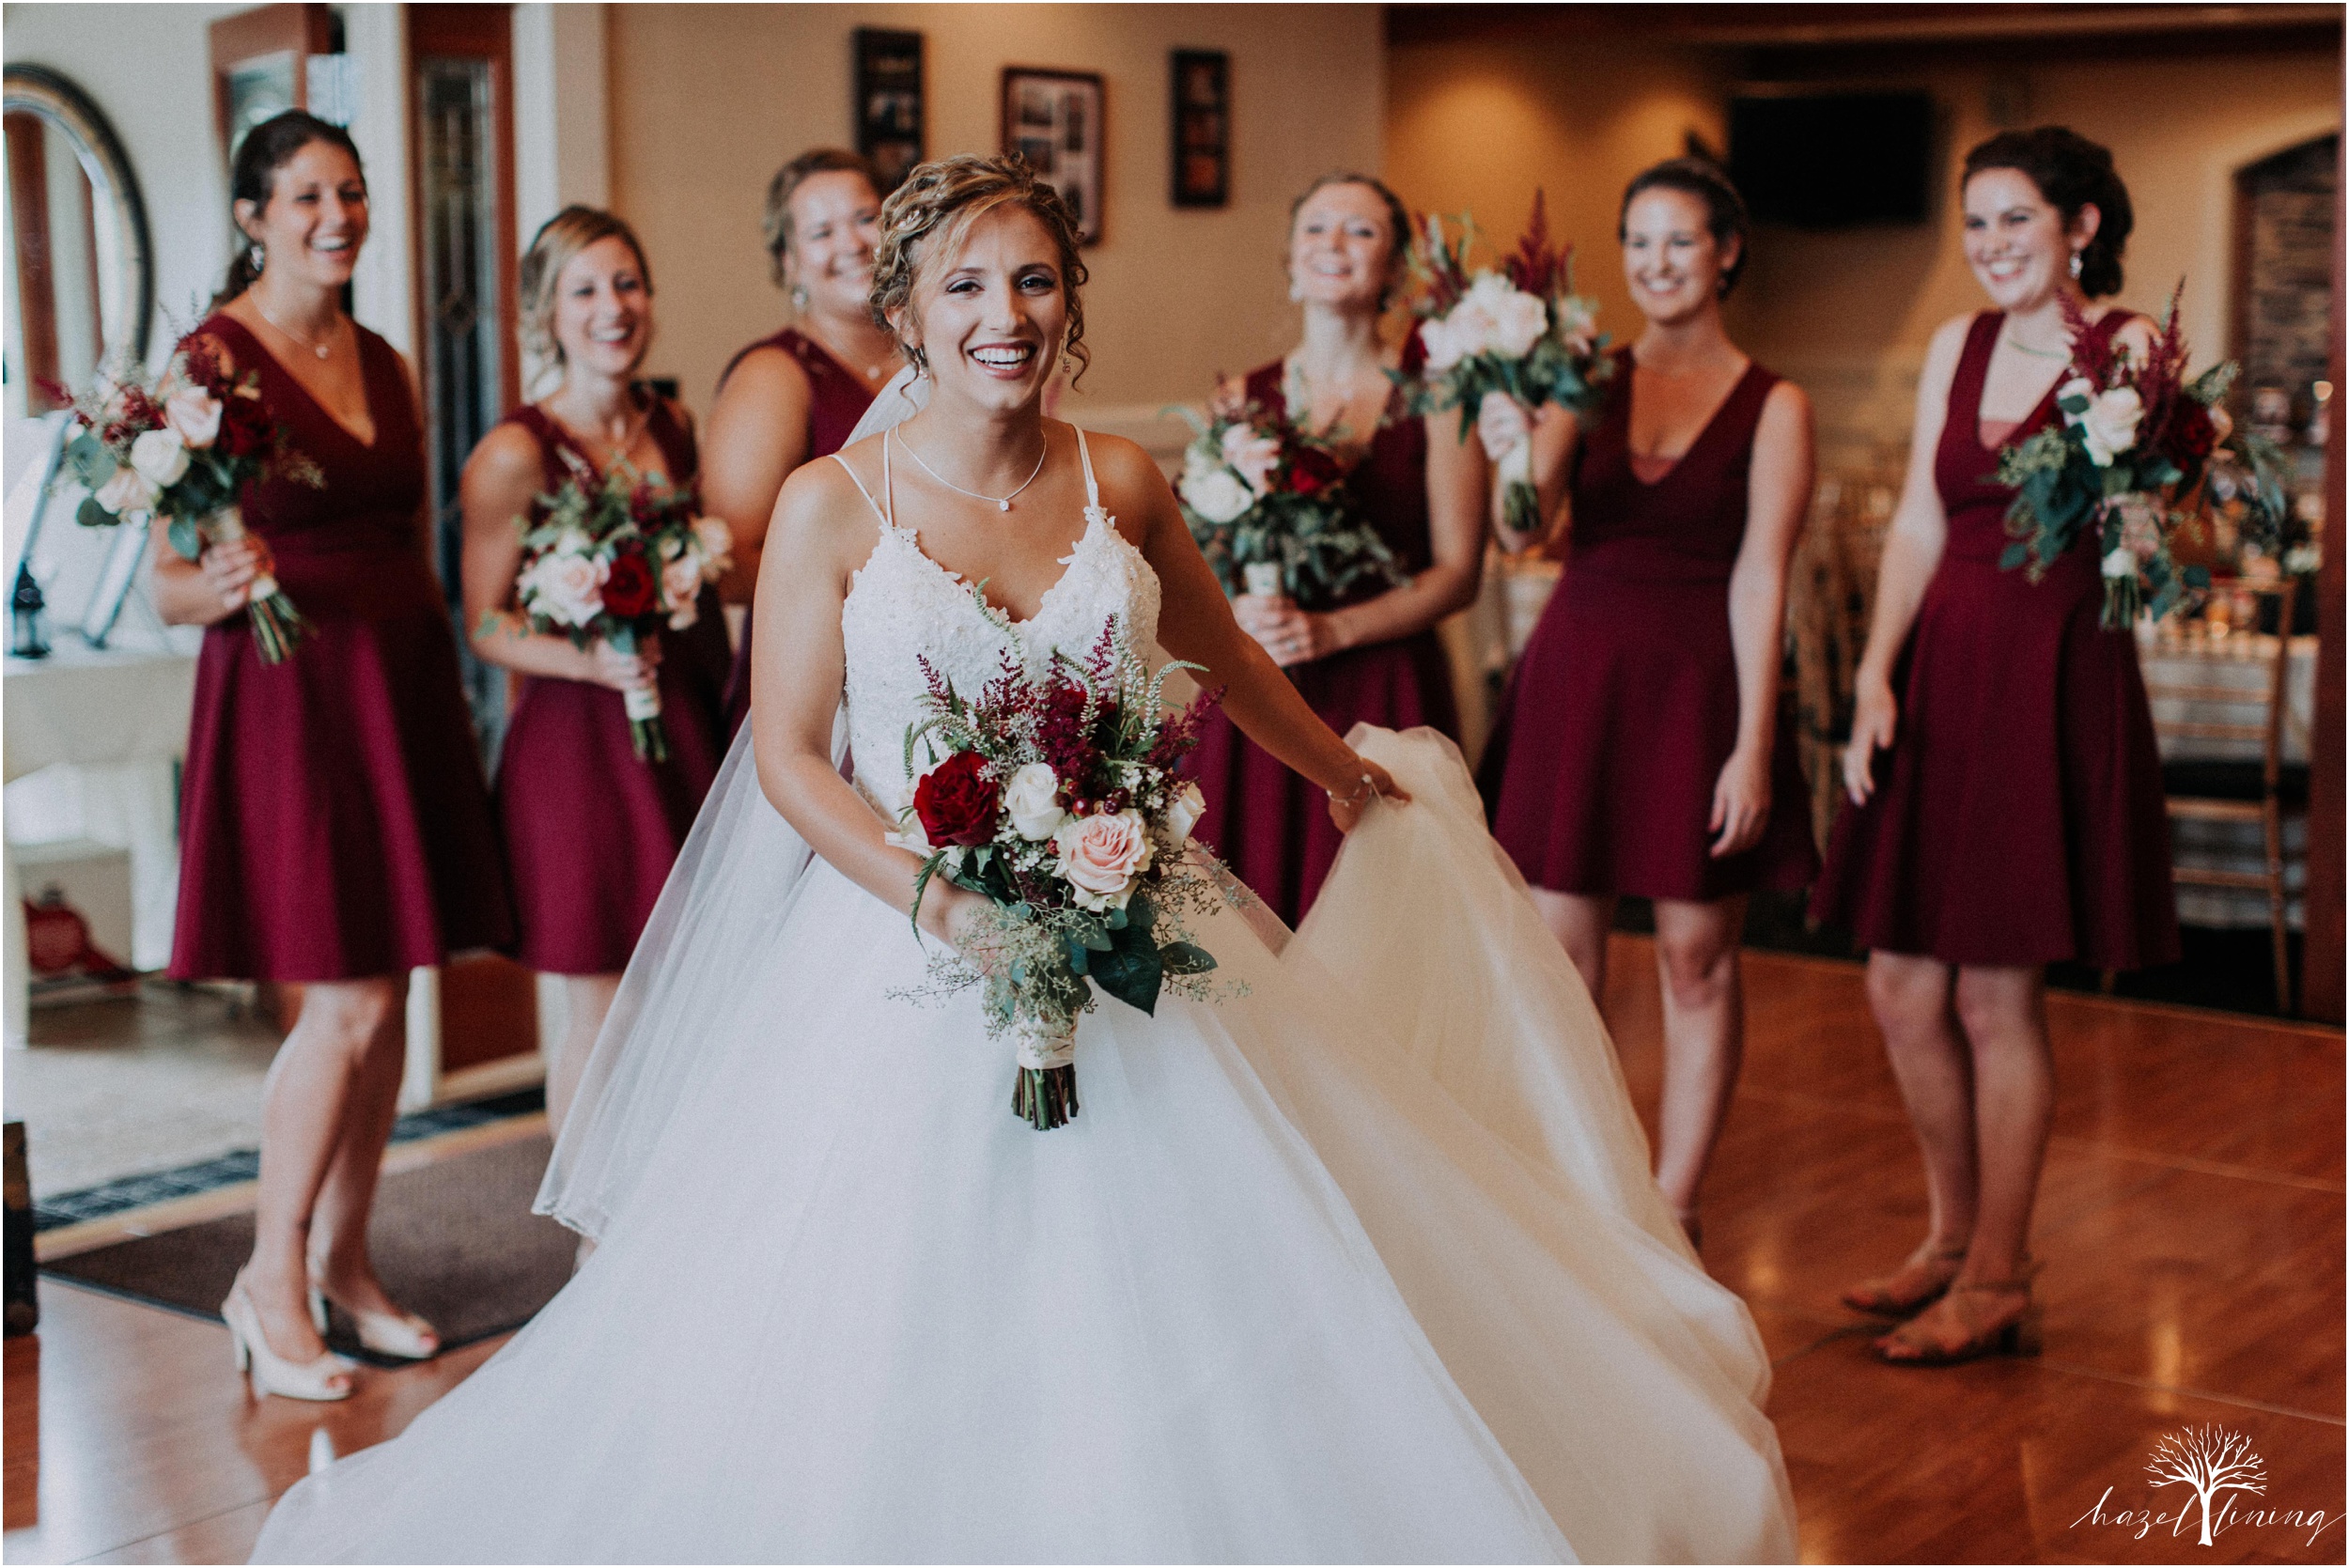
[5,65,152,418]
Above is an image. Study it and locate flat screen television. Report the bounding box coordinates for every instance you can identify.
[1728,91,1934,228]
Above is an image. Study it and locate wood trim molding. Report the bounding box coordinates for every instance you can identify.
[2299,180,2343,1022]
[5,112,60,409]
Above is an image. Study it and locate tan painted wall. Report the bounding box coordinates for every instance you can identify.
[608,3,1385,425]
[1387,32,2342,463]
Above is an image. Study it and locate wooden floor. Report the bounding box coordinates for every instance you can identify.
[5,937,2341,1564]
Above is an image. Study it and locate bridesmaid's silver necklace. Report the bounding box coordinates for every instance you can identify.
[254,299,338,361]
[904,431,1049,513]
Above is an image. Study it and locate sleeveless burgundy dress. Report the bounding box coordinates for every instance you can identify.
[1810,312,2180,970]
[493,401,730,975]
[168,316,512,982]
[1483,350,1818,902]
[1189,362,1459,925]
[717,328,879,733]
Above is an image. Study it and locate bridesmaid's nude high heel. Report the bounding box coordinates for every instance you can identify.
[1841,1241,1968,1318]
[225,1280,354,1402]
[309,1273,442,1360]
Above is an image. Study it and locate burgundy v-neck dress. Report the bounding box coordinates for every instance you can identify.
[1482,350,1818,902]
[492,401,730,975]
[1809,311,2179,970]
[167,315,513,983]
[717,328,879,734]
[1188,362,1460,926]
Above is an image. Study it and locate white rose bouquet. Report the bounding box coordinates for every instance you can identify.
[1394,193,1612,536]
[892,610,1230,1130]
[53,334,324,661]
[1998,284,2289,628]
[506,452,731,761]
[1172,396,1399,609]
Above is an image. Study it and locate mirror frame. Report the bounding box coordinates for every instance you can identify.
[4,63,154,373]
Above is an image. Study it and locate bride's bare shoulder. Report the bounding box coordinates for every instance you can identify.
[1062,425,1171,504]
[770,448,886,583]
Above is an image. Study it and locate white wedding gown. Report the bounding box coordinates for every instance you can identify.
[252,430,1797,1564]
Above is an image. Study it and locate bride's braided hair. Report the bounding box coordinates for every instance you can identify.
[868,153,1091,385]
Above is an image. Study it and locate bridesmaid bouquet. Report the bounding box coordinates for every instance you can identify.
[893,611,1227,1130]
[52,337,323,661]
[1394,194,1613,536]
[508,460,732,762]
[1998,286,2289,628]
[1174,398,1400,607]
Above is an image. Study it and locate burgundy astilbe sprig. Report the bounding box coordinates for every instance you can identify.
[1501,190,1568,300]
[1409,211,1472,316]
[1144,685,1225,773]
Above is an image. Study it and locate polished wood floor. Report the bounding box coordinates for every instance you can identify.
[5,938,2341,1564]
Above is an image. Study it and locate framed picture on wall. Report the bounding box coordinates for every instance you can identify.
[854,27,924,193]
[1170,49,1228,209]
[1001,67,1103,245]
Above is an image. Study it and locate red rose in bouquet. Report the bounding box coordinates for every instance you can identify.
[601,549,658,618]
[1286,443,1344,498]
[914,749,1001,847]
[2165,400,2217,469]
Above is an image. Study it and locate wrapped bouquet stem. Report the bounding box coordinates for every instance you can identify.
[195,504,309,663]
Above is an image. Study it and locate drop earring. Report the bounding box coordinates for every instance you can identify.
[2068,249,2084,280]
[791,284,810,311]
[249,242,266,276]
[1287,272,1305,303]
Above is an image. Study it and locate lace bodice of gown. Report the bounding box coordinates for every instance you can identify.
[837,426,1163,816]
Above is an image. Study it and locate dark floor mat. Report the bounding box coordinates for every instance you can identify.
[42,1133,573,1358]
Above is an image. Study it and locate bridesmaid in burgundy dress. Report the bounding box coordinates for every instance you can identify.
[1483,160,1816,1249]
[462,209,727,1140]
[703,149,902,733]
[159,114,511,1399]
[1812,129,2176,1363]
[1190,174,1486,924]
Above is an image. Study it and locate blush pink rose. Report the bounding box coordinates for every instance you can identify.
[661,554,704,628]
[164,386,224,449]
[1053,810,1154,910]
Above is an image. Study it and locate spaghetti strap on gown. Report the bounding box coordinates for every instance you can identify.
[252,426,1796,1565]
[1810,311,2180,970]
[168,315,511,982]
[491,401,731,975]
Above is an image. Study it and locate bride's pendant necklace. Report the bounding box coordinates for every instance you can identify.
[255,298,338,361]
[904,431,1049,513]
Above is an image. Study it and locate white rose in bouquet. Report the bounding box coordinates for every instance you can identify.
[2076,385,2144,468]
[661,552,705,629]
[164,386,224,449]
[1161,781,1207,846]
[1179,455,1252,524]
[1220,424,1282,498]
[1003,761,1066,841]
[692,516,735,575]
[1053,810,1154,910]
[1467,272,1548,359]
[1441,295,1500,362]
[94,465,160,517]
[524,546,610,628]
[130,427,191,488]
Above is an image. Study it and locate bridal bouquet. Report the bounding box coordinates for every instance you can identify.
[53,335,323,661]
[507,458,732,761]
[1998,286,2289,628]
[894,613,1226,1131]
[1174,398,1400,607]
[1394,193,1612,536]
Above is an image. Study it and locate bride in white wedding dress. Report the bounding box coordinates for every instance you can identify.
[252,154,1797,1565]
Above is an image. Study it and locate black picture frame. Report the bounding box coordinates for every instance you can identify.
[1001,67,1104,245]
[1170,49,1228,210]
[853,27,924,193]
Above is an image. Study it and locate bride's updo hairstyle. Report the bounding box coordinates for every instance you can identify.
[868,152,1091,384]
[1618,158,1750,298]
[517,205,654,368]
[1962,126,2133,299]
